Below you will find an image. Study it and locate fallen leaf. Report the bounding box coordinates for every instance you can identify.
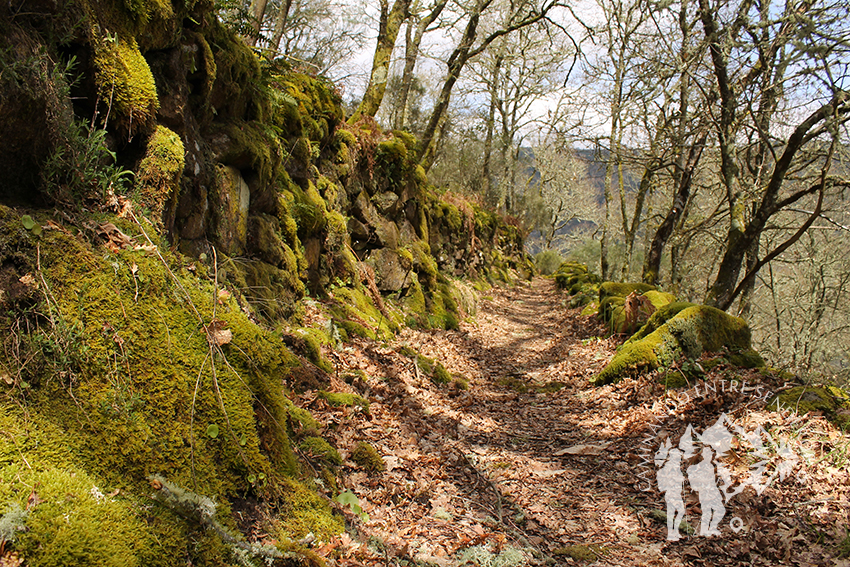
[27,489,43,510]
[205,320,232,346]
[554,443,610,456]
[96,222,134,252]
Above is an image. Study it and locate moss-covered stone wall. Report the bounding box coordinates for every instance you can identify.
[0,2,532,565]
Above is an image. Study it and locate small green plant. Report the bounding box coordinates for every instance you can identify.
[335,490,369,522]
[42,116,134,205]
[20,215,42,236]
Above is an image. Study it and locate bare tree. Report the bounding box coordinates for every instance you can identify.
[697,0,850,311]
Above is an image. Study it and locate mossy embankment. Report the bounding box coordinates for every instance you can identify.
[0,1,533,565]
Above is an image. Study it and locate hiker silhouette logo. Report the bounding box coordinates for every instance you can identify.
[653,412,803,540]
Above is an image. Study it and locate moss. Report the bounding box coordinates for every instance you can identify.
[136,125,184,221]
[213,120,282,189]
[269,72,342,142]
[281,398,319,433]
[330,286,400,341]
[299,436,343,467]
[376,135,413,187]
[318,391,370,414]
[643,290,675,309]
[203,18,265,121]
[432,361,452,386]
[416,354,435,376]
[0,207,328,567]
[498,376,529,393]
[291,327,334,374]
[351,442,385,472]
[91,34,159,135]
[535,382,566,393]
[272,477,343,541]
[767,386,850,428]
[290,181,328,238]
[727,349,765,369]
[553,544,605,562]
[580,301,599,317]
[598,282,656,303]
[628,301,696,343]
[595,304,760,385]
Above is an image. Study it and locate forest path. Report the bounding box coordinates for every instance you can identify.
[309,278,682,566]
[305,278,838,566]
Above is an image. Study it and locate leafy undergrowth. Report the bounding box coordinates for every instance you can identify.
[291,278,850,567]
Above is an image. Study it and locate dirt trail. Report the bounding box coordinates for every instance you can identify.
[306,278,846,566]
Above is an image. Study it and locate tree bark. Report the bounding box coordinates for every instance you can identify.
[393,0,447,129]
[349,0,412,122]
[248,0,270,46]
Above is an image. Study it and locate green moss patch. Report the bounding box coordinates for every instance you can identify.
[351,442,385,472]
[136,125,184,220]
[318,391,370,414]
[768,386,850,428]
[92,35,158,135]
[299,436,343,467]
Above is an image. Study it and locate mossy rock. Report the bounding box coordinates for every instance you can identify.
[554,262,600,291]
[0,207,338,564]
[627,301,698,343]
[580,301,599,317]
[594,304,763,385]
[643,290,676,309]
[136,125,184,222]
[351,442,385,472]
[598,282,656,303]
[767,386,850,428]
[599,295,625,323]
[91,34,159,136]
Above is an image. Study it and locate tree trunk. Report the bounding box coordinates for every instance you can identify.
[642,134,705,284]
[248,0,269,46]
[483,52,504,206]
[393,0,447,129]
[349,0,411,122]
[270,0,294,51]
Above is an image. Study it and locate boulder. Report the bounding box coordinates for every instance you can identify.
[353,191,400,249]
[366,248,411,292]
[211,165,250,255]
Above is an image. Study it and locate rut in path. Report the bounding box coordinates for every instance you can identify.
[315,277,682,566]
